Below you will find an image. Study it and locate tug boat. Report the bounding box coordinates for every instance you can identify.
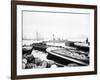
[74,42,89,52]
[32,42,47,52]
[22,45,33,55]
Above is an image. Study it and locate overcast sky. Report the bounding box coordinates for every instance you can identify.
[23,10,90,41]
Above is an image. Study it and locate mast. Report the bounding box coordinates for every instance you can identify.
[36,32,39,41]
[53,34,55,41]
[53,34,55,44]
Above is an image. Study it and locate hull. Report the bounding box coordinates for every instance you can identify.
[32,42,47,52]
[46,47,89,66]
[22,46,33,55]
[74,43,89,52]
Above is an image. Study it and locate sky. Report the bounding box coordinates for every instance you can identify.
[23,10,90,41]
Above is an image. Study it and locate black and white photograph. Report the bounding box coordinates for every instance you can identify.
[11,1,97,79]
[22,10,90,69]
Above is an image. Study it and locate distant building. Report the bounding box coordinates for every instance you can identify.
[65,40,74,47]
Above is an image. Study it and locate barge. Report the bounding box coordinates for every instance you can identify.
[46,47,89,66]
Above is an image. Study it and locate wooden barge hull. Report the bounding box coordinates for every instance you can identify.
[46,47,89,66]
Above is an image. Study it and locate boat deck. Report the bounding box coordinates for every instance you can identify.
[46,47,89,66]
